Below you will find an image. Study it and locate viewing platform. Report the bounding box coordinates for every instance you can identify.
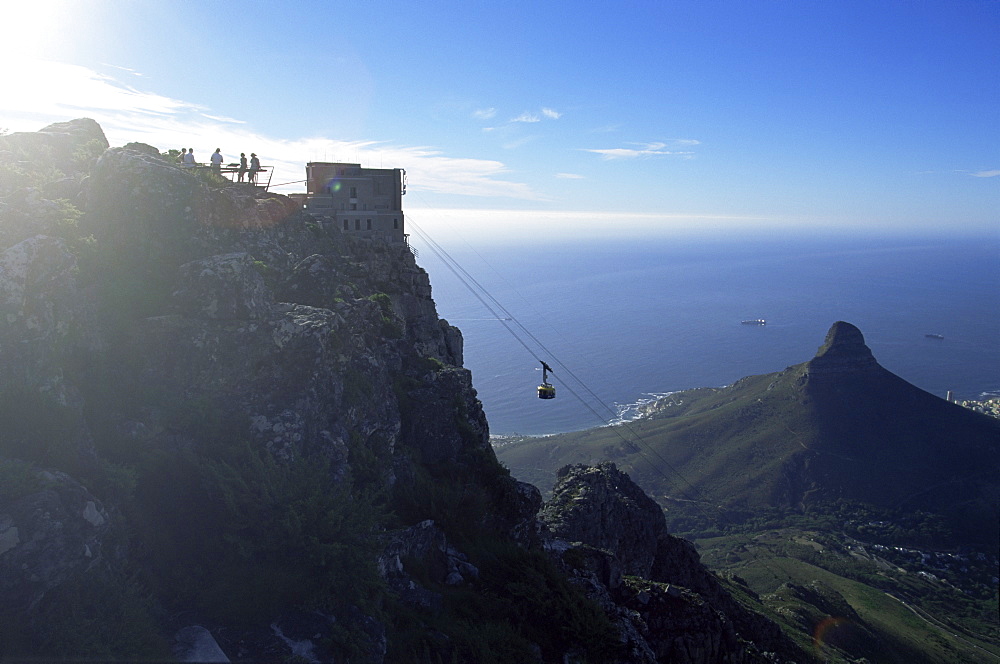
[182,162,274,190]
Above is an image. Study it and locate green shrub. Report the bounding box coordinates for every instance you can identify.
[0,458,42,502]
[0,388,83,470]
[386,539,624,663]
[133,441,385,630]
[0,570,168,659]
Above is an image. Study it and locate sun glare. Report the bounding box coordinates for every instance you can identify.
[1,2,75,60]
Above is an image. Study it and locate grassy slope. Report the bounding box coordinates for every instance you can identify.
[496,361,1000,663]
[703,529,1000,664]
[498,359,999,532]
[497,364,822,508]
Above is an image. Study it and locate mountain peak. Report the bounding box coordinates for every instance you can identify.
[807,320,878,376]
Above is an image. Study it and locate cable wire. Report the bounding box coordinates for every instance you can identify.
[406,215,726,522]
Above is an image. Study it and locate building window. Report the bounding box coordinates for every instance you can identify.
[350,186,357,197]
[350,203,357,210]
[366,219,372,230]
[393,218,399,229]
[355,219,361,230]
[343,219,349,231]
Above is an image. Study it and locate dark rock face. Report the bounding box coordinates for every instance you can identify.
[0,120,809,662]
[540,463,802,664]
[0,469,111,612]
[0,118,108,179]
[806,320,878,377]
[0,118,108,252]
[541,462,665,577]
[0,121,540,660]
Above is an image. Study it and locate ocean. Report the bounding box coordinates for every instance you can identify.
[410,232,1000,436]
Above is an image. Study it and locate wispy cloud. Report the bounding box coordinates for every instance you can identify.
[1,59,541,201]
[1,60,200,120]
[971,169,1000,178]
[202,113,247,124]
[583,141,696,160]
[510,107,561,123]
[472,107,497,120]
[555,172,584,179]
[102,63,144,77]
[511,112,541,123]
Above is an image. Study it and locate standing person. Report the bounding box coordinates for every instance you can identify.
[237,153,248,182]
[210,148,223,174]
[183,148,196,167]
[248,153,260,185]
[177,148,187,164]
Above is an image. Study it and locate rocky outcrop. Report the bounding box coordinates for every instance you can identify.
[0,118,107,183]
[0,120,809,662]
[540,463,803,664]
[0,119,108,249]
[0,121,542,661]
[0,469,111,612]
[805,321,878,377]
[541,462,665,577]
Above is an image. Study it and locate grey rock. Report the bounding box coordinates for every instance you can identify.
[0,469,110,611]
[806,320,879,377]
[540,462,665,577]
[173,252,273,320]
[174,625,230,663]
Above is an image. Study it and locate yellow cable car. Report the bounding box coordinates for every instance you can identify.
[537,361,556,399]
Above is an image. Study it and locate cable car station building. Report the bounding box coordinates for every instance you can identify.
[301,162,407,243]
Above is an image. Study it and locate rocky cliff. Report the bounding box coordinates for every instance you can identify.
[0,120,803,663]
[540,463,801,664]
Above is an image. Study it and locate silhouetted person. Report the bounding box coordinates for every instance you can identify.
[248,153,260,185]
[237,153,248,182]
[178,148,187,164]
[183,148,196,168]
[210,148,223,174]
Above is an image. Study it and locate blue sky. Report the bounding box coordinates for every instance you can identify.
[2,0,997,240]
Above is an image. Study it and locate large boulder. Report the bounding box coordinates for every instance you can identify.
[0,468,111,612]
[806,320,879,377]
[0,118,108,179]
[540,462,666,577]
[539,463,804,664]
[83,144,299,270]
[173,252,273,320]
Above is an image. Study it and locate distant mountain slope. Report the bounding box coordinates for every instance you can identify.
[497,322,1000,544]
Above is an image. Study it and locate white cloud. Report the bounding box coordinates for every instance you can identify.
[583,141,695,160]
[473,107,497,120]
[1,58,542,201]
[202,114,247,124]
[511,112,541,123]
[0,60,199,121]
[555,173,584,179]
[971,169,1000,178]
[102,63,144,77]
[541,107,561,119]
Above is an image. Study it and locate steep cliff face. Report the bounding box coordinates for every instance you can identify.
[0,120,538,660]
[540,463,804,664]
[0,120,804,663]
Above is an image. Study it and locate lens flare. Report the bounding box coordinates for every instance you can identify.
[813,616,850,657]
